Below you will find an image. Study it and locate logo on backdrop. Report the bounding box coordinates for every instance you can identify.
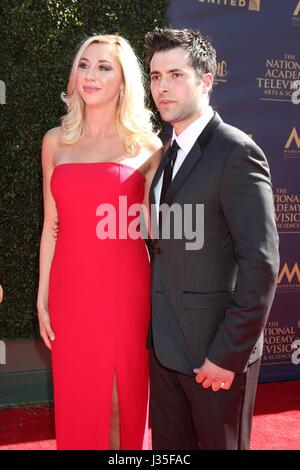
[214,60,228,85]
[257,54,300,103]
[294,0,300,15]
[248,0,261,11]
[277,262,300,292]
[262,320,299,365]
[0,341,6,365]
[284,127,300,157]
[274,188,300,234]
[291,80,300,104]
[263,263,300,367]
[293,0,300,27]
[197,0,261,11]
[0,80,6,105]
[291,339,300,365]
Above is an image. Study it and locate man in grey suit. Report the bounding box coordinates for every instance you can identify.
[145,28,279,450]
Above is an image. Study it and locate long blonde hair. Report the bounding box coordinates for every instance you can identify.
[60,34,155,152]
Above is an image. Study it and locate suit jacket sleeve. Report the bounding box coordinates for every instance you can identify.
[206,141,280,373]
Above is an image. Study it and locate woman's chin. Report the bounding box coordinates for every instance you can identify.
[81,96,103,107]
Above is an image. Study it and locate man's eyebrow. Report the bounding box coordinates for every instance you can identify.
[149,68,184,76]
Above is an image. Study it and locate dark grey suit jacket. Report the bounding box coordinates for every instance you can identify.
[149,113,280,375]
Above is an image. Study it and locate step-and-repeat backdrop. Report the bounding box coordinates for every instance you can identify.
[168,0,300,382]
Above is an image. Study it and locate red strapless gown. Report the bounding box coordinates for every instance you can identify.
[48,162,150,450]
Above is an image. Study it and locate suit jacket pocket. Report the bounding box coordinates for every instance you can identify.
[182,290,233,309]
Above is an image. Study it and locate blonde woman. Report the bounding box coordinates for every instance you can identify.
[37,34,161,450]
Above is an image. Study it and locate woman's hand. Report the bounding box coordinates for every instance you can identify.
[37,304,55,350]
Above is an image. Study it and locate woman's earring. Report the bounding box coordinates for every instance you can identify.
[119,89,124,100]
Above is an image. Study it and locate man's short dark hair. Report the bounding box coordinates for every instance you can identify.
[145,27,217,81]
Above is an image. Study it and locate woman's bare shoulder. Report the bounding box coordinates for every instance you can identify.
[147,134,163,154]
[146,135,163,168]
[41,127,63,168]
[42,127,62,148]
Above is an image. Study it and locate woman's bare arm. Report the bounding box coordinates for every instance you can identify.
[37,127,60,349]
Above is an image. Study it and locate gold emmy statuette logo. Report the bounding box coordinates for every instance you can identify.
[285,127,300,150]
[294,0,300,16]
[249,0,261,11]
[278,263,300,284]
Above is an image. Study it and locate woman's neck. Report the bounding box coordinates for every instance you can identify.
[83,104,118,139]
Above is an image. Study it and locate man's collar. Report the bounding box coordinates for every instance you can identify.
[171,106,214,155]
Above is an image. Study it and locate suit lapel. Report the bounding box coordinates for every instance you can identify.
[149,112,223,214]
[164,112,222,205]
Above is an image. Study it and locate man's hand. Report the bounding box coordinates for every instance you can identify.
[53,216,59,240]
[193,358,235,392]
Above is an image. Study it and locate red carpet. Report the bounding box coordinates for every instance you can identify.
[250,380,300,450]
[0,381,299,450]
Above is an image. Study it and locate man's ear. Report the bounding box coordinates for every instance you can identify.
[202,73,214,94]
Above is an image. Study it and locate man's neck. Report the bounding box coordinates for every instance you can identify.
[173,104,211,136]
